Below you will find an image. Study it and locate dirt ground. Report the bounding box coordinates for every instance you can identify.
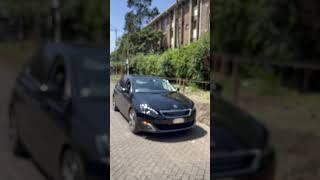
[237,94,320,180]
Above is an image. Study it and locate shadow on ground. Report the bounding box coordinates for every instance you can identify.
[141,125,208,143]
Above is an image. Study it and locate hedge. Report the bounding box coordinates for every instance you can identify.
[130,33,210,82]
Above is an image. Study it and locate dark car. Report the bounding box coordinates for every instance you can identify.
[112,75,196,133]
[211,82,276,180]
[8,43,109,180]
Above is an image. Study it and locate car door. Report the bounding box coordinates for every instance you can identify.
[34,60,71,177]
[14,48,51,159]
[113,77,122,108]
[114,76,126,113]
[118,79,132,118]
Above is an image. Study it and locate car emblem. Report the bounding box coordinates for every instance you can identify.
[173,104,178,109]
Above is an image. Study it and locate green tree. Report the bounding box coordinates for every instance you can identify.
[112,27,162,60]
[213,0,300,61]
[124,0,159,32]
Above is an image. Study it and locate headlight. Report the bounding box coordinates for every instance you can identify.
[96,134,108,156]
[139,104,159,116]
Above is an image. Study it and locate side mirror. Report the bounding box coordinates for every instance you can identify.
[121,87,129,93]
[39,83,61,99]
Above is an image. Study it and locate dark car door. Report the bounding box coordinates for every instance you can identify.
[34,60,71,177]
[15,48,51,160]
[114,77,126,113]
[113,76,123,110]
[118,79,132,118]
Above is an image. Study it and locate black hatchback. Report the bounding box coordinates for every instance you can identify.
[112,75,196,133]
[8,43,109,180]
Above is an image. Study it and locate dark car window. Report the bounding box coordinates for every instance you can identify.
[132,78,176,93]
[125,80,131,93]
[73,54,107,98]
[48,63,67,102]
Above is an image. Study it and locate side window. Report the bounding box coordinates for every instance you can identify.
[126,80,131,93]
[49,63,66,102]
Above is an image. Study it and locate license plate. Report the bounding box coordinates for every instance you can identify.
[173,118,185,124]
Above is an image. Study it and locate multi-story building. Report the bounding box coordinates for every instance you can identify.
[145,0,210,49]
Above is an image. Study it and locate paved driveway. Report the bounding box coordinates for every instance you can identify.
[110,83,210,180]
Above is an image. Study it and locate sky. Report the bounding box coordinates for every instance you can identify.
[110,0,176,53]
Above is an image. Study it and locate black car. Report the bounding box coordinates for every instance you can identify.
[211,82,276,180]
[8,43,109,180]
[112,75,196,133]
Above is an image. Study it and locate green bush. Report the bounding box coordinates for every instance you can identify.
[130,33,210,82]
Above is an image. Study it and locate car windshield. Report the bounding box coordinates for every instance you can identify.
[74,53,107,98]
[132,78,177,93]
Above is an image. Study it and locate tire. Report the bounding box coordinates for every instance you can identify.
[112,95,118,111]
[60,149,87,180]
[128,108,139,134]
[8,105,28,157]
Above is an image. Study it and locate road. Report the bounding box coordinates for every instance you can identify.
[110,83,210,180]
[0,62,46,180]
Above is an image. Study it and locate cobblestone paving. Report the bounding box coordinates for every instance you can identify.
[110,84,210,180]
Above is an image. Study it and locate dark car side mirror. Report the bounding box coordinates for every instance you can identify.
[121,87,129,93]
[40,83,61,100]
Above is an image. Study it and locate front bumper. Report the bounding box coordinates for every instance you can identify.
[86,161,109,180]
[135,111,196,133]
[212,148,276,178]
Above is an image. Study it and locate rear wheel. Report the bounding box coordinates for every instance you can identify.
[8,105,28,157]
[60,149,87,180]
[128,108,139,134]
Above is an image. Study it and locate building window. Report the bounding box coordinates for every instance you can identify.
[193,28,197,39]
[194,7,198,16]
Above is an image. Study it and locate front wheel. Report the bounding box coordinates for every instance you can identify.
[60,150,87,180]
[128,108,139,134]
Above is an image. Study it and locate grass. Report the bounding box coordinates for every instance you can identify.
[216,73,320,135]
[111,74,121,83]
[175,84,210,104]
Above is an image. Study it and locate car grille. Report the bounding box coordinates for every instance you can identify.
[159,109,192,118]
[212,150,259,174]
[154,120,194,131]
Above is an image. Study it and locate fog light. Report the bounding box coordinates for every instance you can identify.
[142,120,156,131]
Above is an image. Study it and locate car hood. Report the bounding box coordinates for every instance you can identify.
[74,99,109,135]
[133,91,193,110]
[212,97,267,152]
